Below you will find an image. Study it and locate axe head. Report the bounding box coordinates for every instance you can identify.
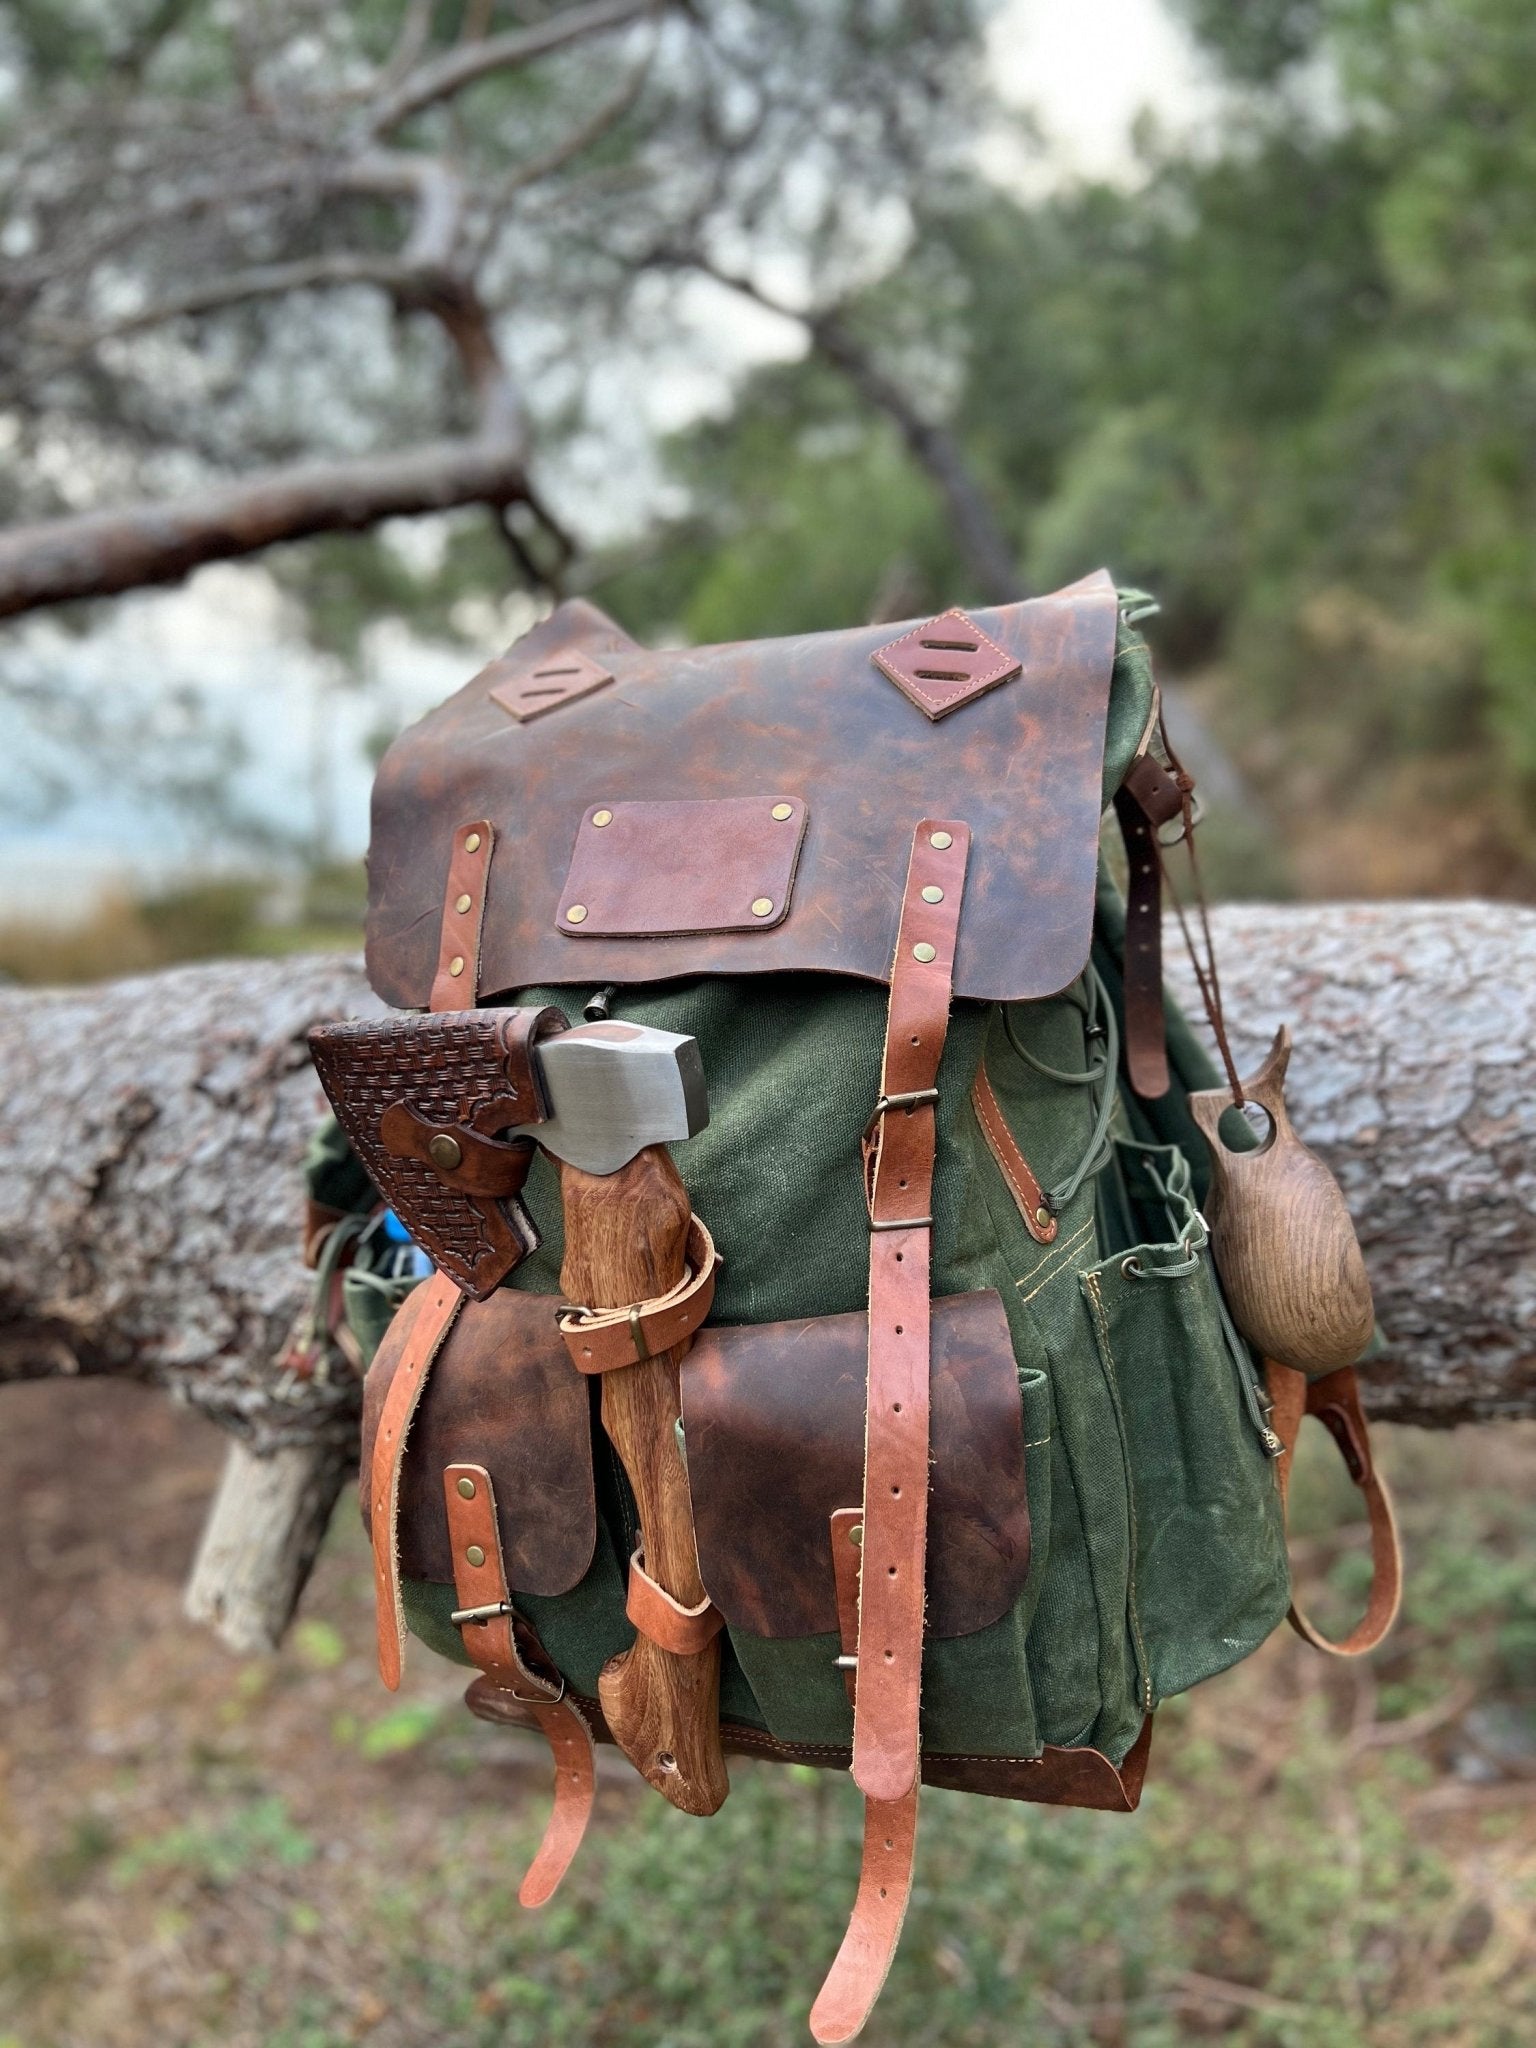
[517,1020,708,1176]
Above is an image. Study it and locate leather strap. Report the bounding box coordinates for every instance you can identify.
[808,1788,920,2045]
[813,821,967,2044]
[1268,1361,1402,1656]
[557,1215,719,1373]
[429,819,494,1010]
[855,818,969,1800]
[971,1063,1057,1245]
[1114,755,1183,1101]
[625,1544,725,1655]
[443,1462,596,1906]
[370,1271,464,1689]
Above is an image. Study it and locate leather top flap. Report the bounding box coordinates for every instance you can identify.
[360,1283,596,1596]
[681,1290,1030,1640]
[365,570,1120,1006]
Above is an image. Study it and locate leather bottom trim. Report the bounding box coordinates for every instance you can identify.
[467,1682,1153,1814]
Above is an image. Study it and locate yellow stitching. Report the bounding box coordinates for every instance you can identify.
[1015,1216,1097,1303]
[1023,1433,1053,1449]
[1083,1270,1153,1710]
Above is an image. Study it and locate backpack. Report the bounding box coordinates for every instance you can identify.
[306,569,1401,2042]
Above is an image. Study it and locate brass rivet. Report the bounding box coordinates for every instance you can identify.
[566,904,588,924]
[849,1524,864,1547]
[930,830,953,849]
[751,897,774,918]
[465,1544,486,1568]
[912,941,937,963]
[447,954,465,977]
[592,809,613,827]
[921,885,944,904]
[464,832,482,854]
[1035,1207,1052,1230]
[429,1132,463,1171]
[456,1476,476,1499]
[771,802,794,821]
[454,892,472,914]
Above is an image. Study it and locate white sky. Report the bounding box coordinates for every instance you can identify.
[1,0,1215,916]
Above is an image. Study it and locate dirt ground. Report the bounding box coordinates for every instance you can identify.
[3,1378,1534,2048]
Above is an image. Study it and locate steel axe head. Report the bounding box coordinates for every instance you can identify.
[515,1020,708,1176]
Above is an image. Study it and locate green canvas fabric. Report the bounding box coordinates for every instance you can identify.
[321,610,1291,1771]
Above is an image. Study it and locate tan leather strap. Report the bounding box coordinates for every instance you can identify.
[808,1788,920,2045]
[1268,1360,1402,1656]
[971,1063,1058,1245]
[624,1544,725,1655]
[557,1215,719,1373]
[855,818,969,1800]
[370,1271,464,1690]
[1113,755,1183,1100]
[430,819,494,1010]
[443,1462,596,1906]
[814,821,967,2044]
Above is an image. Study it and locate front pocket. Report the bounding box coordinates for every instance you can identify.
[680,1289,1038,1753]
[1080,1160,1290,1703]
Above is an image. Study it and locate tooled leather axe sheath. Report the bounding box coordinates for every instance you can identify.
[311,1006,728,1813]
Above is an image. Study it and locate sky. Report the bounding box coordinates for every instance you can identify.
[0,0,1218,918]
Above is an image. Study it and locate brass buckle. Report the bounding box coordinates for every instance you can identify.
[861,1086,939,1146]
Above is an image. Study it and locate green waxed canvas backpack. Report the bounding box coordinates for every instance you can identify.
[304,571,1400,2041]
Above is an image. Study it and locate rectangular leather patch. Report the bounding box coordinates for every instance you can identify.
[681,1290,1030,1640]
[360,1286,596,1597]
[556,796,808,937]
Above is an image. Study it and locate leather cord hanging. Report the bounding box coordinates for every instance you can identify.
[812,819,969,2046]
[1266,1361,1402,1656]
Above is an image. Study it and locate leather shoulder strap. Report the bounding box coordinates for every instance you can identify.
[1267,1360,1402,1656]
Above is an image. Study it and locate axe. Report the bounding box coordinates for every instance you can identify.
[310,1009,728,1816]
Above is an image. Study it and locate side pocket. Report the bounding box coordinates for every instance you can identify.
[1081,1230,1290,1704]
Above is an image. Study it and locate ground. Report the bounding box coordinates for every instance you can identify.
[2,1379,1533,2048]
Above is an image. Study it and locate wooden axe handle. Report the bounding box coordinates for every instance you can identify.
[558,1146,728,1817]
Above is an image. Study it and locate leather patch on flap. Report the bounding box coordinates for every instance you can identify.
[484,645,614,723]
[557,796,808,937]
[872,608,1022,721]
[361,1287,596,1597]
[682,1290,1029,1640]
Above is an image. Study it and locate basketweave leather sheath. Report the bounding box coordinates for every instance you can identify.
[308,1006,563,1298]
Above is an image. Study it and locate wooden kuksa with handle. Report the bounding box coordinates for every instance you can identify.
[558,1146,729,1817]
[1189,1025,1375,1376]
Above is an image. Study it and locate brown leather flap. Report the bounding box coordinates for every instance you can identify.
[681,1290,1030,1640]
[365,570,1119,1006]
[360,1285,595,1595]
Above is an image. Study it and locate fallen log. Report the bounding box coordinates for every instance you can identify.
[0,902,1530,1648]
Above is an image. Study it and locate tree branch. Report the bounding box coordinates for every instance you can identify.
[367,0,663,138]
[673,255,1024,603]
[0,427,527,617]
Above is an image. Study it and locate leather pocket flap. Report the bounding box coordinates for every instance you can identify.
[682,1289,1030,1640]
[361,1286,596,1596]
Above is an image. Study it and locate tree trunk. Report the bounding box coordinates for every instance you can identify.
[0,905,1530,1645]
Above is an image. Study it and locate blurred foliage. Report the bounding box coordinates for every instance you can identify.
[585,0,1536,897]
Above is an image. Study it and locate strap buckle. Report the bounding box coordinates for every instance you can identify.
[450,1599,513,1626]
[861,1086,939,1146]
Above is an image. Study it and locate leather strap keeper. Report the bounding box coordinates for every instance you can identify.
[558,1214,719,1372]
[625,1545,725,1656]
[1268,1360,1402,1656]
